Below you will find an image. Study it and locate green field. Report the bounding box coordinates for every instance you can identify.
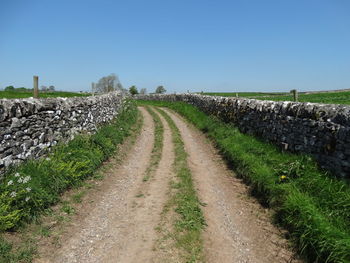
[254,91,350,105]
[201,92,286,97]
[0,91,90,99]
[202,91,350,105]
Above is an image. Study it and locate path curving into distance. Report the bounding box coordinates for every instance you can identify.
[35,106,301,263]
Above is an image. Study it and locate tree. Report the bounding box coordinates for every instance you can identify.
[16,87,27,92]
[155,86,166,94]
[140,88,147,95]
[4,86,15,91]
[48,85,55,91]
[40,85,48,91]
[129,85,138,95]
[94,73,124,93]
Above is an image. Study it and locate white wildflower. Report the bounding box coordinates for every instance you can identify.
[46,157,51,161]
[23,176,31,183]
[25,197,30,202]
[7,180,13,186]
[26,187,31,192]
[14,172,20,177]
[18,177,23,183]
[10,191,17,198]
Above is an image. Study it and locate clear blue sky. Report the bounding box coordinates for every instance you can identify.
[0,0,349,93]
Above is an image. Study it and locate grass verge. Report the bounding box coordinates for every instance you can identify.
[0,100,139,262]
[138,100,350,263]
[142,106,164,182]
[154,107,205,263]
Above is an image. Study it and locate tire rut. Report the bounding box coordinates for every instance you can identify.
[162,108,302,263]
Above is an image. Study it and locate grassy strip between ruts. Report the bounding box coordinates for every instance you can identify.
[138,100,350,263]
[0,100,139,262]
[142,106,164,182]
[154,107,205,263]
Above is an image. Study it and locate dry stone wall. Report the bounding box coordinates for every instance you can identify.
[137,94,350,178]
[0,92,125,174]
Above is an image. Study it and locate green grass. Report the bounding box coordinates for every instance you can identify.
[0,236,36,263]
[0,90,90,99]
[71,190,86,203]
[201,92,286,97]
[138,100,350,263]
[154,107,205,263]
[60,202,75,215]
[142,107,164,182]
[202,91,350,105]
[253,91,350,105]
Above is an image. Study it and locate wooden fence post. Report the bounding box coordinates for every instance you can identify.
[33,76,39,98]
[91,82,95,96]
[291,89,298,102]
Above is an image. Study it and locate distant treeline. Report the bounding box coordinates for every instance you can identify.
[2,86,33,92]
[2,85,56,92]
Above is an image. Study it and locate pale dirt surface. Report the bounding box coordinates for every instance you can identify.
[35,107,176,263]
[163,108,303,263]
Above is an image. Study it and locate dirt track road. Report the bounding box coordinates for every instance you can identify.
[36,107,301,263]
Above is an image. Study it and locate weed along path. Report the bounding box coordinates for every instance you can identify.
[35,106,301,263]
[162,108,302,263]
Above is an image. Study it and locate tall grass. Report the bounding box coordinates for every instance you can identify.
[138,100,350,263]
